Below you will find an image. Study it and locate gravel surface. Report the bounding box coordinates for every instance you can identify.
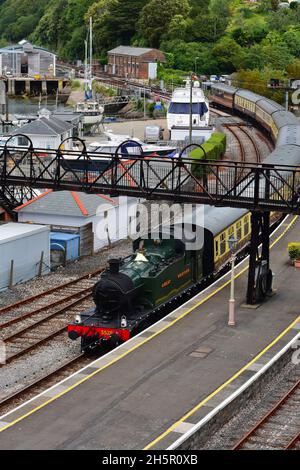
[202,361,300,449]
[0,238,132,400]
[0,238,132,309]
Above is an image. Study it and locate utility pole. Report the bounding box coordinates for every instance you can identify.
[285,89,289,112]
[84,39,88,99]
[189,72,193,145]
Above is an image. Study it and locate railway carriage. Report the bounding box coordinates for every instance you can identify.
[210,84,238,109]
[234,89,262,119]
[255,99,283,138]
[276,125,300,148]
[270,110,299,141]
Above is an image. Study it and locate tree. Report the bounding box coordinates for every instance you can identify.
[286,59,300,77]
[85,0,119,55]
[165,15,188,41]
[138,0,190,48]
[213,37,245,73]
[190,14,228,42]
[107,0,148,45]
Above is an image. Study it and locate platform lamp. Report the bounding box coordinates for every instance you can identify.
[228,235,238,327]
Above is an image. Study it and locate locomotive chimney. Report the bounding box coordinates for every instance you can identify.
[108,258,120,274]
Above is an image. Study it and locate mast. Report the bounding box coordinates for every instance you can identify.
[84,39,88,99]
[89,16,93,95]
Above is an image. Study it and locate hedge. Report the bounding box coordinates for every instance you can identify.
[189,132,226,178]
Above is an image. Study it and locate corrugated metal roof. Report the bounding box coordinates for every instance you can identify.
[108,46,154,56]
[0,41,55,55]
[0,222,48,244]
[16,191,118,217]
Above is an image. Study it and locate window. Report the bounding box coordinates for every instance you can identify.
[215,240,219,257]
[168,102,208,116]
[18,136,29,146]
[220,232,226,255]
[236,221,242,240]
[244,215,249,236]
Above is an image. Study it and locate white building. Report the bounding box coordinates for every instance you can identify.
[9,109,74,150]
[15,190,138,253]
[0,222,50,290]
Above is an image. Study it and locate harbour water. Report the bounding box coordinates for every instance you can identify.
[6,97,70,115]
[1,97,71,134]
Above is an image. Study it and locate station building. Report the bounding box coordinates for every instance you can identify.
[107,46,165,81]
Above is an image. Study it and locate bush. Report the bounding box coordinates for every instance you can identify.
[189,132,226,178]
[288,242,300,260]
[71,80,81,90]
[209,132,227,154]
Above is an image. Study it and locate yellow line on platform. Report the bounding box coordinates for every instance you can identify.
[0,216,297,437]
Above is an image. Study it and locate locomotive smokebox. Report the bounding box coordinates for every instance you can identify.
[108,258,120,274]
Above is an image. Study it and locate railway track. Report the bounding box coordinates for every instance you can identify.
[0,353,92,415]
[0,268,104,365]
[232,377,300,450]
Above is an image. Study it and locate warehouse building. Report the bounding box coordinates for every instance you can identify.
[0,222,50,290]
[0,40,56,77]
[107,46,165,81]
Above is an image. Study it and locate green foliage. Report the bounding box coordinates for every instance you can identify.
[288,243,300,260]
[71,79,81,90]
[0,0,300,83]
[93,82,117,96]
[138,0,190,48]
[189,132,225,178]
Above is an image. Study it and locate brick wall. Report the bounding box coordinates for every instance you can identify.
[107,48,165,79]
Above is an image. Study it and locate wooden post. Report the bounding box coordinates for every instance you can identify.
[38,251,44,277]
[9,259,14,288]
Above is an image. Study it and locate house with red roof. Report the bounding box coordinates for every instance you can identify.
[15,190,138,253]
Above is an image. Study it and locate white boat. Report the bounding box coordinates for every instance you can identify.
[87,132,177,157]
[167,79,210,132]
[75,101,104,125]
[62,132,177,173]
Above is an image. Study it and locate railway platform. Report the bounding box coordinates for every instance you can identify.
[0,215,300,450]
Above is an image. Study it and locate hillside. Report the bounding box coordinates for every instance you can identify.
[0,0,300,84]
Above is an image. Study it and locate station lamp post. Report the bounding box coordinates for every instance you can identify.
[228,235,238,327]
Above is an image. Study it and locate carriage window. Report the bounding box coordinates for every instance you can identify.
[244,216,249,235]
[236,221,242,240]
[220,232,226,255]
[215,240,219,256]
